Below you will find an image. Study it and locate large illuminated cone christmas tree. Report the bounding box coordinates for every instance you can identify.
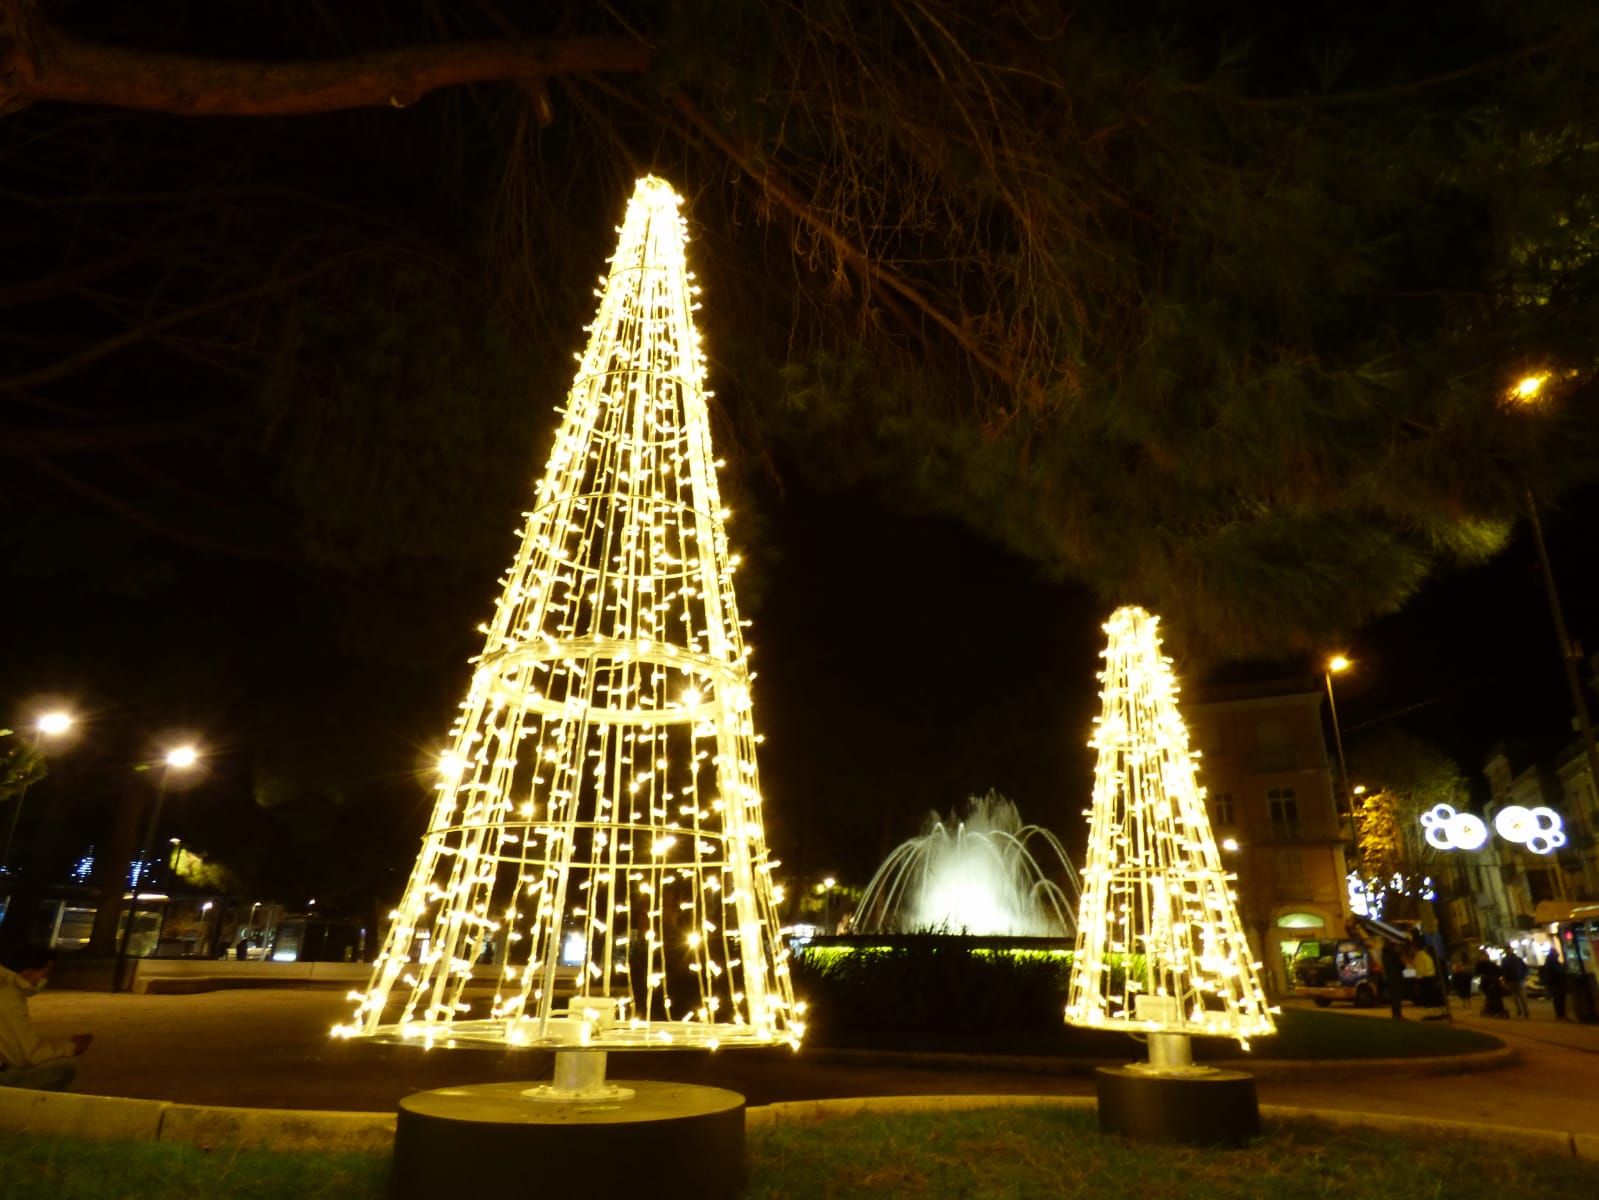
[337,177,801,1052]
[1066,606,1274,1047]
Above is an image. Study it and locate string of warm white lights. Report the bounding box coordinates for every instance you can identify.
[334,177,801,1052]
[1065,606,1275,1047]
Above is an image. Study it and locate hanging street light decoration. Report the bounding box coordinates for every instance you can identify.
[1068,606,1274,1146]
[1492,805,1567,855]
[1419,803,1490,852]
[1419,802,1565,855]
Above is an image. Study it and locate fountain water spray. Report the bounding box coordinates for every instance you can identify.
[854,792,1081,937]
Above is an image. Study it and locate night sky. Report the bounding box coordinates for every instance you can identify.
[4,5,1598,910]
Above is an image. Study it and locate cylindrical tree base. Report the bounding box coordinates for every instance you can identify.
[1095,1065,1261,1147]
[393,1080,745,1200]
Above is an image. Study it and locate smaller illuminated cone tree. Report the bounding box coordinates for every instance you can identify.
[1066,606,1274,1047]
[336,177,800,1053]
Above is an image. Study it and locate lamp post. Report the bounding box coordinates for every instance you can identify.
[1,710,75,875]
[1505,372,1599,840]
[1323,656,1354,820]
[114,745,199,992]
[822,877,837,934]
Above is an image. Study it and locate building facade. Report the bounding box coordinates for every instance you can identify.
[1187,684,1352,998]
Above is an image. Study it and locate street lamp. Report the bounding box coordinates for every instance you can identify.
[114,744,201,992]
[1503,368,1599,830]
[1,709,77,874]
[1323,656,1354,818]
[822,877,837,933]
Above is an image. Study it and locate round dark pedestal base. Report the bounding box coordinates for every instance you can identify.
[393,1080,745,1200]
[1095,1065,1261,1147]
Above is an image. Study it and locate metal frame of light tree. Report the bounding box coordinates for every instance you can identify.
[335,177,801,1058]
[1066,606,1274,1066]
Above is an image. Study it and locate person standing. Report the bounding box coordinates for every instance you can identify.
[1413,934,1445,1020]
[1381,939,1407,1019]
[1475,949,1509,1018]
[1541,946,1569,1020]
[1501,947,1531,1019]
[0,945,93,1091]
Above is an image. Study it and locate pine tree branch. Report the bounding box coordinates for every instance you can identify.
[1,3,649,116]
[667,90,1024,399]
[29,456,294,559]
[0,257,350,392]
[1245,34,1568,108]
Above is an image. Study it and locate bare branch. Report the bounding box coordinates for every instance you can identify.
[2,5,650,117]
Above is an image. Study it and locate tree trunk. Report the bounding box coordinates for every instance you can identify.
[84,782,145,956]
[2,5,649,117]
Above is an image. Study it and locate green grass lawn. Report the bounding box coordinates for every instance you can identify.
[0,1130,386,1200]
[5,1105,1594,1200]
[816,1005,1503,1060]
[745,1106,1599,1199]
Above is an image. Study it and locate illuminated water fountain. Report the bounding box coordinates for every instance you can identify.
[853,792,1081,937]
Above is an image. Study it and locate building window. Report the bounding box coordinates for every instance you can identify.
[1211,792,1235,826]
[1276,850,1307,897]
[1527,868,1557,904]
[1268,787,1299,831]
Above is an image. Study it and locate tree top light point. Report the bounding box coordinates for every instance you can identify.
[1510,372,1549,403]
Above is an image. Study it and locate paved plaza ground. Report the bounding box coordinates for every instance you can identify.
[27,988,1599,1138]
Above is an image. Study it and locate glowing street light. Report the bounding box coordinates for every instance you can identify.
[1,707,78,873]
[1323,655,1354,818]
[1508,373,1549,404]
[1505,370,1599,831]
[36,711,74,736]
[115,742,203,992]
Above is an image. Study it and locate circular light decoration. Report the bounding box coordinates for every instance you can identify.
[1420,803,1488,852]
[1493,805,1567,855]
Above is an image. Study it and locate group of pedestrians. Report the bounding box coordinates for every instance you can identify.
[1469,944,1571,1020]
[1385,934,1574,1022]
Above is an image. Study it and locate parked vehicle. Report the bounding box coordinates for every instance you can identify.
[266,916,365,963]
[1293,937,1382,1008]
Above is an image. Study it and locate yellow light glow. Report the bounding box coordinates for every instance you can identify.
[36,711,74,736]
[165,745,199,769]
[1510,373,1548,403]
[1326,655,1351,674]
[338,177,798,1053]
[1352,784,1367,796]
[1064,606,1276,1046]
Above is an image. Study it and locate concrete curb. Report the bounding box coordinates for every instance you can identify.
[0,1088,394,1152]
[807,1042,1519,1082]
[2,1083,1592,1160]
